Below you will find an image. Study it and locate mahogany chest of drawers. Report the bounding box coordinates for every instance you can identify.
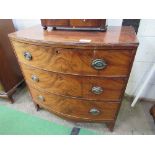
[9,26,138,131]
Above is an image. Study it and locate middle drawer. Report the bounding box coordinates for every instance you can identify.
[21,63,126,101]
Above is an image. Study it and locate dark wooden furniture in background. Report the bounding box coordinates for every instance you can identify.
[9,25,138,131]
[0,19,23,103]
[122,19,140,34]
[41,19,107,31]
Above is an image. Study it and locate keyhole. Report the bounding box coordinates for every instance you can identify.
[55,50,60,54]
[58,75,63,80]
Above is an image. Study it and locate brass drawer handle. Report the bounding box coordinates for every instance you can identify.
[37,95,45,102]
[92,59,107,70]
[31,75,39,82]
[89,108,100,116]
[23,51,32,61]
[91,86,103,95]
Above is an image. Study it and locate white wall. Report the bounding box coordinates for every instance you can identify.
[13,19,41,30]
[126,19,155,99]
[107,19,122,26]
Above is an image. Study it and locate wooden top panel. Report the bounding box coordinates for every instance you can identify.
[9,26,139,48]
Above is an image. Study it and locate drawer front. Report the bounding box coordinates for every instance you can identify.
[30,87,120,121]
[70,19,106,27]
[12,41,133,77]
[21,64,126,101]
[41,19,70,26]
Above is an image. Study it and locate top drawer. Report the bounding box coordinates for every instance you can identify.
[12,41,134,77]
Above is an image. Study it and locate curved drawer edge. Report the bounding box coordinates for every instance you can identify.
[19,61,129,78]
[9,36,138,49]
[38,102,115,122]
[29,85,122,102]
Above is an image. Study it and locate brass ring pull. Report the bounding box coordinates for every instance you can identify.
[91,86,103,95]
[92,59,107,70]
[31,75,39,82]
[89,108,100,116]
[37,95,45,102]
[23,51,32,61]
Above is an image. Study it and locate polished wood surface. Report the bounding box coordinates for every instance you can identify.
[70,19,106,27]
[30,87,119,121]
[9,26,139,131]
[12,41,135,77]
[41,19,106,28]
[20,63,126,101]
[41,19,70,27]
[9,26,138,48]
[0,19,23,102]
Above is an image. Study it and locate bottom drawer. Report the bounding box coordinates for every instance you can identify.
[30,87,120,121]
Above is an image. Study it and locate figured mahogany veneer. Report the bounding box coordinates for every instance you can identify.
[30,87,119,121]
[20,63,126,101]
[11,41,134,77]
[9,26,139,131]
[41,19,70,27]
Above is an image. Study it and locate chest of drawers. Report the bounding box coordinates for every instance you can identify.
[9,26,138,131]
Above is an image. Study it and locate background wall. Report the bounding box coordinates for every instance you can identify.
[12,19,155,100]
[126,19,155,100]
[13,19,41,30]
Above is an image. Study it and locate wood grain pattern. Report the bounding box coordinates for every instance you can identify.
[9,25,139,131]
[41,19,106,28]
[30,87,119,121]
[20,63,126,101]
[9,26,139,48]
[70,19,106,27]
[41,19,70,27]
[12,41,134,77]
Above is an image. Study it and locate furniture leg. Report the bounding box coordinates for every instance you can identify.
[34,103,40,111]
[8,95,14,103]
[43,26,47,30]
[106,122,115,132]
[150,104,155,123]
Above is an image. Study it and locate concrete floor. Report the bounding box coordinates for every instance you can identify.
[0,84,155,135]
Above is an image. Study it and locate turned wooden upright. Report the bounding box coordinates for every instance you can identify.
[9,25,138,131]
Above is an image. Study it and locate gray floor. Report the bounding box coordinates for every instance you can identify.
[0,84,155,135]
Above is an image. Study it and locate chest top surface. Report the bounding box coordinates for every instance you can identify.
[9,26,139,48]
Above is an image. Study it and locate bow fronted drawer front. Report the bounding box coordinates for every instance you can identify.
[20,63,126,101]
[12,41,134,77]
[30,87,120,122]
